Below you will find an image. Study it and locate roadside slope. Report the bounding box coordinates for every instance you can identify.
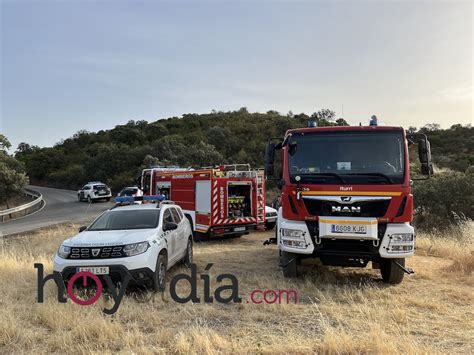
[0,186,112,236]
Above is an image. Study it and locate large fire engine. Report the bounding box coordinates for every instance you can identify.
[141,165,266,238]
[265,119,433,284]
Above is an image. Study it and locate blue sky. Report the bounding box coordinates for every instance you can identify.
[1,1,472,149]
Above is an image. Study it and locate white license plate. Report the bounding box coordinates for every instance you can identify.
[98,191,106,195]
[234,227,246,232]
[331,224,367,234]
[76,266,109,275]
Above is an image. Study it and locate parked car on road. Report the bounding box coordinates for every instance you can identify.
[265,205,278,230]
[117,186,143,198]
[116,186,143,204]
[54,201,193,291]
[78,182,112,203]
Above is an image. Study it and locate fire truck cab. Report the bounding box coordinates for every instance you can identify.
[141,165,266,238]
[265,120,433,284]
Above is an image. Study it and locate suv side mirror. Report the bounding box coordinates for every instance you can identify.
[78,226,87,233]
[265,142,276,177]
[163,222,178,231]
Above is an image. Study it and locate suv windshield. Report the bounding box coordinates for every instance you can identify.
[287,131,405,184]
[88,210,160,231]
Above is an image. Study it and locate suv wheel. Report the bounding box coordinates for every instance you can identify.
[77,194,82,202]
[380,258,405,284]
[87,196,92,204]
[183,238,193,267]
[151,253,167,291]
[280,250,298,278]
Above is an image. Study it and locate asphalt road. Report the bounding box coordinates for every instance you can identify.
[0,186,114,237]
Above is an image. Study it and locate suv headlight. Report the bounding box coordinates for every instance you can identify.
[123,242,149,256]
[58,245,71,259]
[391,233,414,242]
[280,228,304,239]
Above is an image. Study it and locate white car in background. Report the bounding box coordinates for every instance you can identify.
[265,205,278,230]
[116,186,143,203]
[78,182,112,203]
[54,201,193,291]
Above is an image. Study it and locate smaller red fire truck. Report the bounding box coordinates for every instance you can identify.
[141,165,266,238]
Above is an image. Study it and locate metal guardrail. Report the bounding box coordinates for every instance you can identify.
[0,189,44,222]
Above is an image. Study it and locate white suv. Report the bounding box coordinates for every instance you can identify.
[54,202,193,291]
[78,182,112,203]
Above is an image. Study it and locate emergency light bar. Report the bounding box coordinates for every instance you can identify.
[114,195,165,203]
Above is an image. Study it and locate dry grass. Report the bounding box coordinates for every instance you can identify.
[0,224,473,354]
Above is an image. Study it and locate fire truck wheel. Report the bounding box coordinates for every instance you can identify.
[280,251,298,278]
[150,252,167,292]
[183,238,193,267]
[265,222,276,230]
[380,258,405,284]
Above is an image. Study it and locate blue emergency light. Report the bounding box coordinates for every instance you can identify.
[114,195,165,204]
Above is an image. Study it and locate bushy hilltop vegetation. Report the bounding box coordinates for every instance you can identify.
[12,108,474,232]
[14,108,346,190]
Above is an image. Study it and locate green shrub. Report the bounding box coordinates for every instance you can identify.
[413,168,473,236]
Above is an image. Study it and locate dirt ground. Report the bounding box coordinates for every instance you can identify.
[0,225,472,354]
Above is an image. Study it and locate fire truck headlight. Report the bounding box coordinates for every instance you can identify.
[280,228,305,240]
[282,240,306,249]
[389,245,414,253]
[390,233,414,242]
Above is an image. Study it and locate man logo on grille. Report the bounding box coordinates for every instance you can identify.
[340,196,352,203]
[92,248,100,257]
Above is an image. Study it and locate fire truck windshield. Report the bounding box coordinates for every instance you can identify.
[287,130,405,184]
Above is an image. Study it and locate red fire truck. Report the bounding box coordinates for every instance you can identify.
[265,119,433,283]
[141,165,266,238]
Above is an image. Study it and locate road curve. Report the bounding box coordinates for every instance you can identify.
[0,185,114,237]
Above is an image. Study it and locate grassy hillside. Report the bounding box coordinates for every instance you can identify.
[15,109,472,191]
[13,109,473,231]
[0,226,472,353]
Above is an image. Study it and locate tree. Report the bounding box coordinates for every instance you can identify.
[0,136,29,206]
[336,118,349,126]
[0,134,12,151]
[311,109,336,122]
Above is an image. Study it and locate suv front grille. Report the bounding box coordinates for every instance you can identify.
[303,199,390,218]
[69,246,125,259]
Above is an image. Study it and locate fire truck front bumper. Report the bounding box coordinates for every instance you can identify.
[277,214,415,258]
[210,223,256,236]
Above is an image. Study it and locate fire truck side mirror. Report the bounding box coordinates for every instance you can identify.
[418,139,433,176]
[265,142,276,176]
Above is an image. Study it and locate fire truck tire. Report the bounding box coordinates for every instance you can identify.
[380,258,405,284]
[281,251,298,278]
[265,222,276,230]
[193,232,205,242]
